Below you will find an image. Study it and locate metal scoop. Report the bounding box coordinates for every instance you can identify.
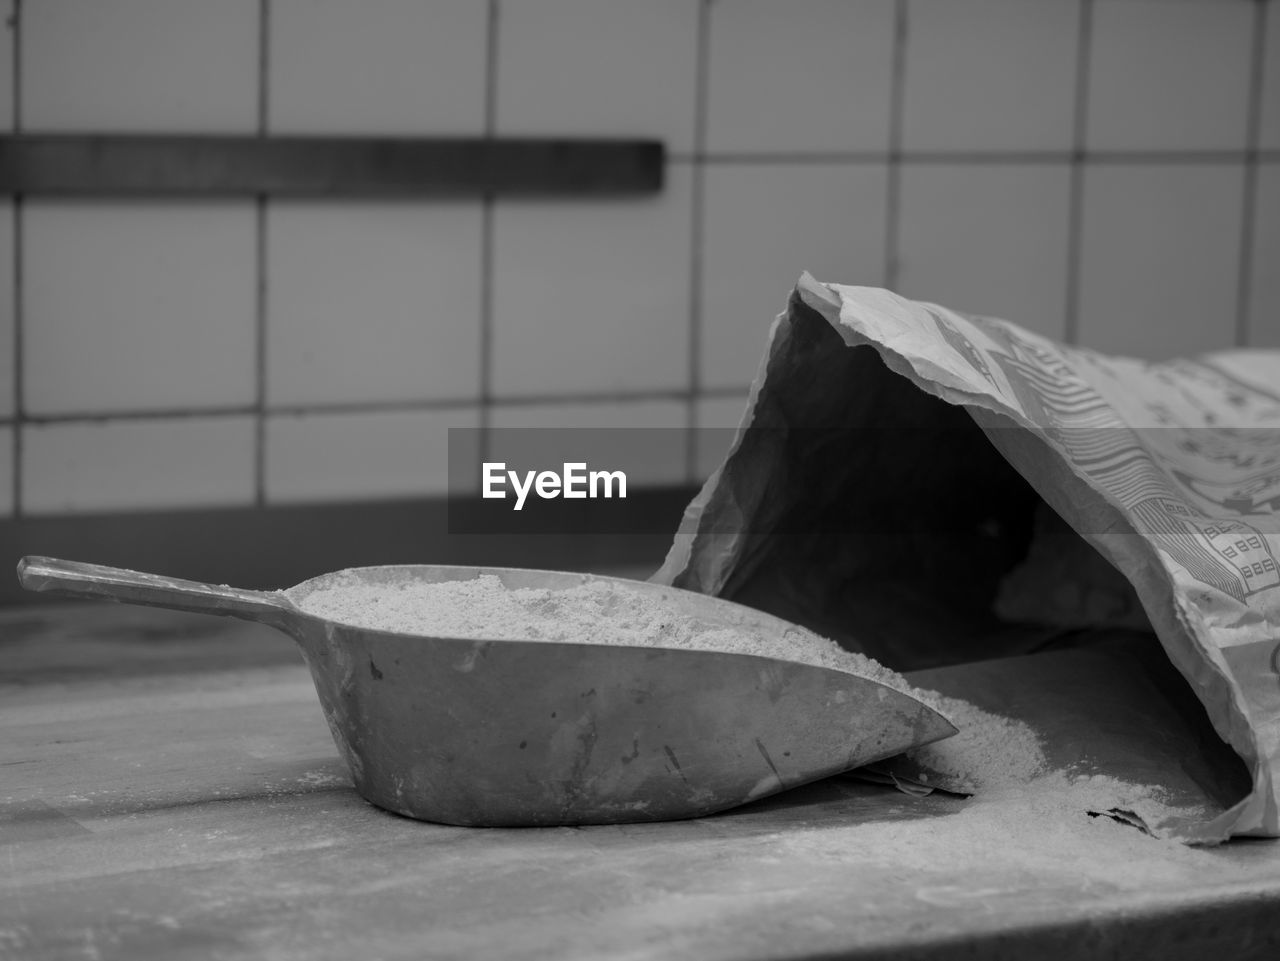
[17,556,956,827]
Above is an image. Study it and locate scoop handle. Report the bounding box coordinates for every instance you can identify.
[16,556,297,628]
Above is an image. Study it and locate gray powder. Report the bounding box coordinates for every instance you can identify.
[296,573,914,692]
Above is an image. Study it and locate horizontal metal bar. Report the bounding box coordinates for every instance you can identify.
[0,135,665,196]
[4,385,757,427]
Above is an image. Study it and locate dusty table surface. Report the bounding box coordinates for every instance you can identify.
[3,603,1280,961]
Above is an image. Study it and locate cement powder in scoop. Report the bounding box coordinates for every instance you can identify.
[297,573,914,690]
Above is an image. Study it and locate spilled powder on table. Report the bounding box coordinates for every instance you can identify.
[299,574,1223,870]
[765,690,1227,887]
[853,690,1226,885]
[769,772,1226,893]
[904,690,1050,792]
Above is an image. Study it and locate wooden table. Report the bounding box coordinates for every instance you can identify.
[4,602,1280,961]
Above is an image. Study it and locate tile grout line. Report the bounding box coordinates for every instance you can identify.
[1062,0,1094,347]
[1235,0,1269,349]
[253,0,271,507]
[11,0,21,518]
[684,0,711,483]
[10,201,18,517]
[478,0,499,474]
[882,0,908,292]
[254,202,268,505]
[675,150,1277,166]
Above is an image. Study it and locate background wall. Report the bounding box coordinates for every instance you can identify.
[1,0,1278,520]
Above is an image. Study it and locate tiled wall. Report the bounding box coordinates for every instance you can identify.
[2,0,1278,518]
